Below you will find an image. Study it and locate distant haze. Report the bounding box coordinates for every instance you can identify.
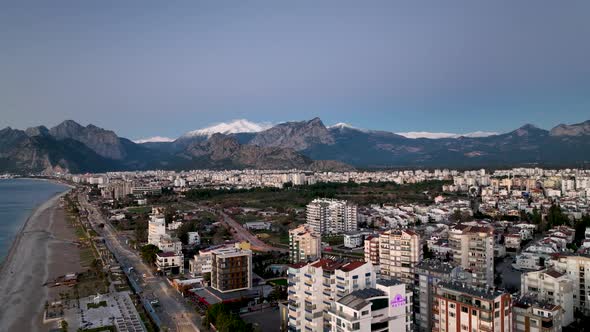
[1,1,589,139]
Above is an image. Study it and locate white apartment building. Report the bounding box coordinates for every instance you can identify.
[328,279,413,332]
[157,234,182,253]
[287,259,376,332]
[433,282,513,332]
[187,231,200,246]
[156,251,184,275]
[306,198,358,234]
[449,223,495,288]
[148,213,166,246]
[343,232,365,249]
[521,268,574,326]
[378,229,421,285]
[513,298,563,332]
[549,254,590,314]
[289,224,321,263]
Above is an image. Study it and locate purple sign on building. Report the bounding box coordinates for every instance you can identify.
[390,294,406,308]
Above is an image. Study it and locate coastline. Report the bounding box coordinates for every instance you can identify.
[0,185,75,331]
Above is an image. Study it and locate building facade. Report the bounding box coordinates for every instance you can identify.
[306,198,358,234]
[210,247,252,293]
[327,279,413,332]
[433,281,513,332]
[449,224,495,288]
[521,268,574,326]
[378,229,421,285]
[512,298,563,332]
[289,224,321,263]
[287,259,376,332]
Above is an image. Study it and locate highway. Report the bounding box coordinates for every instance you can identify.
[182,200,288,253]
[78,190,201,332]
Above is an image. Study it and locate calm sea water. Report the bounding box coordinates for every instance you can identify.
[0,178,69,263]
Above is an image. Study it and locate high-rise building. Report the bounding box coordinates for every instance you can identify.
[378,229,421,285]
[433,281,513,332]
[521,268,574,326]
[210,246,252,293]
[549,254,590,315]
[363,235,380,266]
[414,259,471,332]
[449,223,495,287]
[306,198,358,234]
[512,297,563,332]
[289,224,321,263]
[287,259,376,332]
[327,279,413,332]
[148,212,166,246]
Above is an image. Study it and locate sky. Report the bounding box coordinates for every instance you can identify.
[1,1,590,140]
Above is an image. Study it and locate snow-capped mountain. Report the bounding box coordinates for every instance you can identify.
[397,131,498,139]
[182,119,272,138]
[134,136,174,144]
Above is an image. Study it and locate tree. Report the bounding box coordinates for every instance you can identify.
[547,204,569,228]
[423,243,433,259]
[140,244,160,265]
[60,320,68,332]
[574,215,590,245]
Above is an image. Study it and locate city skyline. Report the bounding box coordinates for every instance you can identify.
[2,1,590,139]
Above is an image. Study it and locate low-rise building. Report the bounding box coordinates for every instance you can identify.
[344,232,365,249]
[156,251,184,275]
[521,268,574,326]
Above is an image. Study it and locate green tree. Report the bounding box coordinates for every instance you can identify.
[140,244,160,265]
[547,204,569,228]
[574,215,590,245]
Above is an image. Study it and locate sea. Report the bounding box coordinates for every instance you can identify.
[0,178,69,263]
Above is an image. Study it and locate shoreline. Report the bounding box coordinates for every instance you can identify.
[0,184,74,331]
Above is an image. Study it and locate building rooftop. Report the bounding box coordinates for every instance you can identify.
[377,279,403,287]
[338,288,385,310]
[437,281,505,300]
[415,259,455,274]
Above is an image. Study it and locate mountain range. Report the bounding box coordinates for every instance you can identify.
[1,118,589,174]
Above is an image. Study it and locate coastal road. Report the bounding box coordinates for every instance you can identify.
[182,200,287,253]
[78,191,201,332]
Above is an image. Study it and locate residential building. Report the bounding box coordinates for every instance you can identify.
[287,259,376,332]
[414,259,471,332]
[363,235,380,266]
[327,279,413,332]
[433,281,513,332]
[147,213,166,246]
[306,198,358,234]
[512,297,563,332]
[449,223,495,287]
[378,229,421,285]
[549,254,590,314]
[289,224,321,263]
[187,231,200,246]
[210,246,252,293]
[344,232,366,249]
[156,251,184,275]
[158,234,182,253]
[521,268,574,326]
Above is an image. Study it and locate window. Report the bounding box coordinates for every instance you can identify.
[461,306,468,313]
[361,310,369,316]
[494,302,500,309]
[495,311,500,318]
[352,322,360,330]
[449,303,455,309]
[472,310,477,316]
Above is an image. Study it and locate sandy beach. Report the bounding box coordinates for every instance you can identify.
[0,188,82,331]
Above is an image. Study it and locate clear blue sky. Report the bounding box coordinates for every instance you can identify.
[1,1,589,139]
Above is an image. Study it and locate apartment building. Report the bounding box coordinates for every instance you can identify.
[289,224,321,263]
[414,259,472,332]
[327,279,413,332]
[147,213,166,246]
[549,254,590,314]
[512,297,563,332]
[433,281,512,332]
[449,223,495,287]
[287,259,376,332]
[364,235,380,266]
[306,198,358,234]
[521,268,574,326]
[378,229,421,284]
[156,251,184,275]
[210,246,252,293]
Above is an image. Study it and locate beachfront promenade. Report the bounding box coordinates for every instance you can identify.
[77,190,201,332]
